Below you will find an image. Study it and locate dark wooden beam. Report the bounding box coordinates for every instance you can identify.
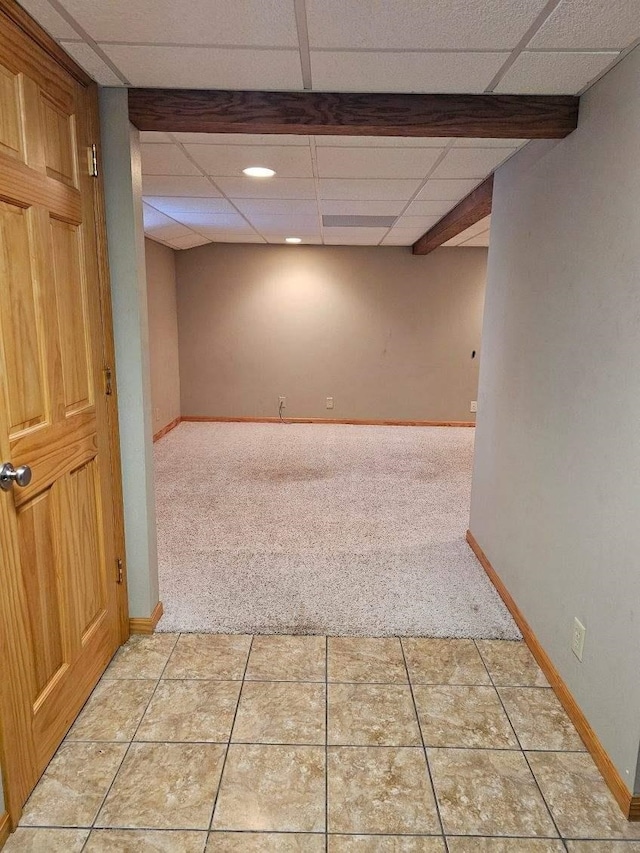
[412,174,494,255]
[128,89,579,139]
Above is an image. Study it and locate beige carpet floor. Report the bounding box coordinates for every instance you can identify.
[154,422,519,638]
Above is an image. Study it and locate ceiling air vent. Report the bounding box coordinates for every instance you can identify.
[322,215,398,228]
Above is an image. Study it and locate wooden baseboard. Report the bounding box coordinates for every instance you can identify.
[129,601,163,634]
[0,812,10,849]
[153,417,181,442]
[182,416,475,427]
[466,529,640,821]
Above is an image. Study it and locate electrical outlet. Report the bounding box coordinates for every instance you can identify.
[278,396,286,408]
[154,407,160,423]
[470,401,477,413]
[326,397,334,409]
[572,617,586,661]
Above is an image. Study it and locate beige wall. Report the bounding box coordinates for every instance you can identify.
[175,243,486,422]
[470,44,640,790]
[145,237,181,433]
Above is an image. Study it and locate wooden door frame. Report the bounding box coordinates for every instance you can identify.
[0,0,129,828]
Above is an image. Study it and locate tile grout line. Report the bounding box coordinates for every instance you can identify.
[325,635,329,851]
[398,637,449,852]
[79,632,182,848]
[473,640,569,851]
[207,635,255,832]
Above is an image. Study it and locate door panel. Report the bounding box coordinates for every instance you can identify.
[0,1,127,824]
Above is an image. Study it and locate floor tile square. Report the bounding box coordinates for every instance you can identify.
[212,744,325,832]
[413,685,517,749]
[206,832,325,851]
[328,637,407,683]
[135,680,240,742]
[232,681,325,744]
[498,687,586,751]
[527,751,640,839]
[4,828,89,851]
[428,748,557,837]
[327,746,439,834]
[163,634,251,680]
[103,634,178,680]
[402,639,490,685]
[19,742,127,827]
[67,679,156,742]
[328,683,421,746]
[245,635,326,681]
[96,742,225,829]
[475,641,548,687]
[84,829,207,851]
[447,840,565,852]
[329,837,445,851]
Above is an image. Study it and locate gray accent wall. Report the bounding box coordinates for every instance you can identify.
[175,243,486,422]
[470,45,640,789]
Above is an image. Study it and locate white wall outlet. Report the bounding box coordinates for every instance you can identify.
[278,396,286,408]
[470,401,477,413]
[326,396,334,409]
[572,617,586,661]
[153,407,160,423]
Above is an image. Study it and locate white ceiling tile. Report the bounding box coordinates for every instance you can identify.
[141,176,220,197]
[185,144,314,178]
[232,199,319,216]
[144,197,236,215]
[318,179,422,201]
[381,229,422,246]
[415,179,481,201]
[315,136,450,147]
[460,233,490,247]
[146,222,193,241]
[18,0,78,38]
[404,199,457,217]
[320,200,407,216]
[453,138,528,148]
[459,215,492,239]
[141,143,200,176]
[139,131,172,143]
[494,50,619,94]
[311,50,508,93]
[393,216,440,231]
[173,133,310,146]
[58,0,298,45]
[218,177,316,199]
[191,220,259,237]
[58,41,124,85]
[99,45,303,89]
[169,233,211,249]
[316,146,443,180]
[204,233,266,243]
[244,214,320,235]
[431,148,514,179]
[529,0,640,50]
[169,212,250,231]
[442,236,466,246]
[323,227,389,245]
[306,0,549,50]
[142,203,176,230]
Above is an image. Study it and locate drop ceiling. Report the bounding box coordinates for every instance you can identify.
[17,0,640,248]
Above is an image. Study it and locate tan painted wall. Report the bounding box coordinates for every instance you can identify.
[145,237,181,434]
[470,43,640,789]
[175,243,486,422]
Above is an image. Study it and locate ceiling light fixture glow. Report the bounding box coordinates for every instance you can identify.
[285,237,302,244]
[242,166,276,178]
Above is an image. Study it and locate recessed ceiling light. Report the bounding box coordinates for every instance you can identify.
[285,237,302,244]
[243,166,276,178]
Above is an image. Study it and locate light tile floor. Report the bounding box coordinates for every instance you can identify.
[6,635,640,852]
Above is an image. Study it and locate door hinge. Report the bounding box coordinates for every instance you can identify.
[103,367,113,396]
[116,558,124,585]
[88,143,99,177]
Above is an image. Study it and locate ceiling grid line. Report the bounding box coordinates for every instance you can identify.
[293,0,313,90]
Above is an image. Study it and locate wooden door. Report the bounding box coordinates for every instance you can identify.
[0,2,127,824]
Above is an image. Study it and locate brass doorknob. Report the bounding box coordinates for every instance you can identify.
[0,462,32,491]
